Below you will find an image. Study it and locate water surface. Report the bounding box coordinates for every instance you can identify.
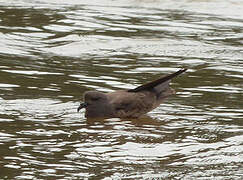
[0,0,243,179]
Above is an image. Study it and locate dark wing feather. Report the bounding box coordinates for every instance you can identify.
[128,68,187,93]
[109,91,156,118]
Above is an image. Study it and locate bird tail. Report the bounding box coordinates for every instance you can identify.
[128,68,187,93]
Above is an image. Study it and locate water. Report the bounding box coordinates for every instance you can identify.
[0,0,243,179]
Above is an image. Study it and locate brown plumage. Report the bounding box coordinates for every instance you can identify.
[78,68,187,118]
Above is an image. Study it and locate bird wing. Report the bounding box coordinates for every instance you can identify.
[106,69,187,118]
[108,91,156,118]
[128,68,187,93]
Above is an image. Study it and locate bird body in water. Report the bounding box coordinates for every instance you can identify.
[78,69,187,119]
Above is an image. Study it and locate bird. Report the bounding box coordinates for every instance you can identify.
[77,68,187,119]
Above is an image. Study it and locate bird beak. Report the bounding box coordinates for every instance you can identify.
[77,102,88,112]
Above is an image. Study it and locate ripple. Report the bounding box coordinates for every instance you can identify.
[0,83,19,88]
[2,70,63,75]
[185,85,242,93]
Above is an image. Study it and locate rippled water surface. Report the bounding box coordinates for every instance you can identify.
[1,0,243,179]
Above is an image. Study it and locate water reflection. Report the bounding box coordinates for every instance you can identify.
[0,0,243,179]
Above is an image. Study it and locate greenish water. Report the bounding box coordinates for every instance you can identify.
[0,0,243,179]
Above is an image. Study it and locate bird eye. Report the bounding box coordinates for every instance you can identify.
[91,97,100,101]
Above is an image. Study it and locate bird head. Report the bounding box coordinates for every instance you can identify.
[77,91,113,118]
